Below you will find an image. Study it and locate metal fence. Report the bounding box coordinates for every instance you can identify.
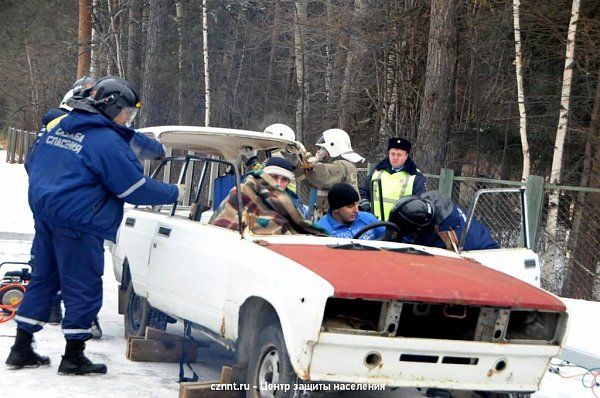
[422,170,600,301]
[4,127,37,164]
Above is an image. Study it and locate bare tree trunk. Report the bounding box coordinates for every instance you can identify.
[107,0,124,77]
[77,0,93,78]
[543,0,581,284]
[338,0,368,129]
[126,0,143,90]
[293,0,308,143]
[140,0,171,126]
[563,66,600,299]
[512,0,530,181]
[202,0,210,126]
[377,49,398,142]
[90,0,99,79]
[176,0,185,124]
[325,0,347,111]
[266,0,282,100]
[415,0,458,174]
[25,42,39,128]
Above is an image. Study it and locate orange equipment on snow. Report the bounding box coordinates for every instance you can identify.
[0,262,31,323]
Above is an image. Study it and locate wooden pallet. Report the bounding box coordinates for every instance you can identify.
[126,327,198,363]
[179,366,244,398]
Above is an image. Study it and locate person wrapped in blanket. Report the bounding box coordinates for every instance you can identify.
[209,158,324,236]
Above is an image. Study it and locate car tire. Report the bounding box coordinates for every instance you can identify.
[246,323,302,398]
[124,283,167,338]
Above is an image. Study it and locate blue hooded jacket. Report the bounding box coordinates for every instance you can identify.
[413,205,499,251]
[28,109,178,241]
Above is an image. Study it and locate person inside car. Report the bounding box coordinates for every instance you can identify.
[209,157,322,236]
[388,191,499,251]
[316,183,385,240]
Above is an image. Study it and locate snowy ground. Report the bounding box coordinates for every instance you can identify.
[0,151,598,397]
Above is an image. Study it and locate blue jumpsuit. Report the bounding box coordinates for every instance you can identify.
[16,110,178,340]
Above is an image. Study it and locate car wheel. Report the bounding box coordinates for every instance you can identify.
[246,323,301,398]
[124,283,167,338]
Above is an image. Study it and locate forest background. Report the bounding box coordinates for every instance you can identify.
[0,0,599,299]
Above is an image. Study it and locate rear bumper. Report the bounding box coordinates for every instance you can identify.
[308,332,559,391]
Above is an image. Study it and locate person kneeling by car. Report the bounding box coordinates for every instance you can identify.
[316,183,385,240]
[388,191,499,251]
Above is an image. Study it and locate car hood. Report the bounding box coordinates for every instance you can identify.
[265,243,565,312]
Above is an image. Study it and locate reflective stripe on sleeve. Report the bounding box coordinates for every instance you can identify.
[117,178,146,199]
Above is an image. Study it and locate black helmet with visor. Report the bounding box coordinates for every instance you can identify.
[89,76,141,126]
[388,195,436,234]
[72,76,96,98]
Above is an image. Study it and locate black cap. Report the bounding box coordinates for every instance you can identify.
[328,183,360,211]
[387,137,411,153]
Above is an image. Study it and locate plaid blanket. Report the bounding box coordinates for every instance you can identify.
[209,172,325,236]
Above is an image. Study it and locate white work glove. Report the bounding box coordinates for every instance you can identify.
[176,184,187,202]
[305,151,318,165]
[315,148,328,162]
[240,146,257,158]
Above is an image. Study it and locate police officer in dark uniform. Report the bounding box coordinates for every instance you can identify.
[6,76,182,375]
[359,137,425,220]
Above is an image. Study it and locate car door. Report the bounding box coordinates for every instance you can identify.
[146,218,238,332]
[459,188,541,286]
[116,208,164,294]
[144,155,242,334]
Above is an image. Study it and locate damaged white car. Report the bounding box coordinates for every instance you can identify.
[110,126,567,398]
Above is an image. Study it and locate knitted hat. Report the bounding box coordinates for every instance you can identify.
[328,183,360,211]
[387,137,412,153]
[263,157,295,181]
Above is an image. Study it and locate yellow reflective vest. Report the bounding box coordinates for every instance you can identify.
[371,170,416,221]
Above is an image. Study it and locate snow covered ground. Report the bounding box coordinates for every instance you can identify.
[0,151,598,397]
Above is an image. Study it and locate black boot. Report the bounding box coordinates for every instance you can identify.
[58,339,107,375]
[5,328,51,369]
[91,317,102,339]
[48,301,63,325]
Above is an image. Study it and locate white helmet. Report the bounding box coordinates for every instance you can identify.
[59,89,74,111]
[263,123,295,141]
[316,128,365,163]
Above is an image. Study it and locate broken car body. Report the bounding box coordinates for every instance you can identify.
[110,126,567,396]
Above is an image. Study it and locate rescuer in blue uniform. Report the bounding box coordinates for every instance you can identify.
[389,191,499,251]
[28,78,164,338]
[6,76,183,375]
